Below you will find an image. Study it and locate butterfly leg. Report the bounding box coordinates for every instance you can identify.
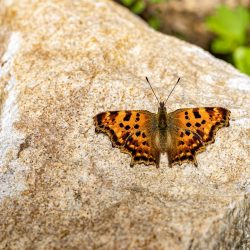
[130,159,135,168]
[166,151,174,168]
[155,154,160,168]
[193,157,198,167]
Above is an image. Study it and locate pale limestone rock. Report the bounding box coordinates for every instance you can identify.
[0,0,249,249]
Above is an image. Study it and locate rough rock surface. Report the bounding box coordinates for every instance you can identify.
[0,0,249,249]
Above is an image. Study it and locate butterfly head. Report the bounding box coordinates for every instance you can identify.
[159,101,166,111]
[158,101,167,129]
[146,77,180,111]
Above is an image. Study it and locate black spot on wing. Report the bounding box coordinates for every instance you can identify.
[193,109,201,118]
[180,155,186,161]
[109,111,118,121]
[125,125,131,130]
[205,107,215,112]
[191,148,195,155]
[135,131,141,137]
[130,148,136,156]
[124,112,132,121]
[205,108,216,119]
[195,122,201,127]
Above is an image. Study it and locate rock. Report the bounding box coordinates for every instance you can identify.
[0,0,249,249]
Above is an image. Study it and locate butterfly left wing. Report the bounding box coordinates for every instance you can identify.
[93,111,160,167]
[167,107,230,167]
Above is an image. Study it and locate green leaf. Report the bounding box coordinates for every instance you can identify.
[233,47,250,75]
[121,0,135,7]
[131,0,146,14]
[211,38,236,54]
[148,16,161,30]
[206,5,250,45]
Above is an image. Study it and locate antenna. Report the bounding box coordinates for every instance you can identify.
[166,77,180,103]
[145,77,160,105]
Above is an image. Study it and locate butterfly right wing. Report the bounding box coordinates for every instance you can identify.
[93,110,160,167]
[167,107,230,167]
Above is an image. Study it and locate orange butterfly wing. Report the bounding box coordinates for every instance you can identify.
[93,111,160,167]
[167,107,231,166]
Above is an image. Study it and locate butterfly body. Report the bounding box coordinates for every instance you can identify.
[153,116,166,154]
[94,102,230,168]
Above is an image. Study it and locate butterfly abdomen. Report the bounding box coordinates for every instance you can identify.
[155,130,170,153]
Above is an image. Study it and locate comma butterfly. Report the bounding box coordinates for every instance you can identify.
[93,78,230,168]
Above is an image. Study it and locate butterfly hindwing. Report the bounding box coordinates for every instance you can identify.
[166,127,204,167]
[94,111,160,167]
[167,107,231,166]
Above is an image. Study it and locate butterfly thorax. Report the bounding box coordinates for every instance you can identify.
[158,102,168,130]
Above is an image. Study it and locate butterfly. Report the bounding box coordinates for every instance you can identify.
[93,78,231,168]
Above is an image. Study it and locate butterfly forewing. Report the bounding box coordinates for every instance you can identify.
[94,110,160,167]
[169,107,230,144]
[167,107,231,166]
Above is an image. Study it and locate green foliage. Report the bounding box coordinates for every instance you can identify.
[120,0,164,29]
[148,16,161,30]
[121,0,134,6]
[206,5,250,75]
[148,0,166,3]
[233,47,250,75]
[131,1,146,14]
[121,0,145,14]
